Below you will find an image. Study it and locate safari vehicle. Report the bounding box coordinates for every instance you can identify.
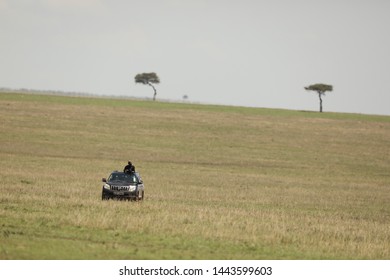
[101,171,144,201]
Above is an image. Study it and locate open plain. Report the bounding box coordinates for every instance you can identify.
[0,92,389,259]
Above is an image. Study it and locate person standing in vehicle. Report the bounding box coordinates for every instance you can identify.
[124,161,135,173]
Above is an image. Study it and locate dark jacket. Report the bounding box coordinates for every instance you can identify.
[124,164,135,173]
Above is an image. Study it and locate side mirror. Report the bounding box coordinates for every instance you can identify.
[102,178,107,182]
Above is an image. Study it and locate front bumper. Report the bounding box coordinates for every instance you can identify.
[102,188,138,199]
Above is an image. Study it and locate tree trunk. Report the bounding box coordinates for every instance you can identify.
[148,82,157,101]
[318,92,323,113]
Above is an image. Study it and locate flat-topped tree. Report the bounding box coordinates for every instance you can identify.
[304,83,333,113]
[135,72,160,101]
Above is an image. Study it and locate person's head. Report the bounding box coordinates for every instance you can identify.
[128,161,132,165]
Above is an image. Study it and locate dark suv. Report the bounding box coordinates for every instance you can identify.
[101,171,144,201]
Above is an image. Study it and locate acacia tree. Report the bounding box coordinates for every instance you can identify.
[135,72,160,101]
[304,83,333,113]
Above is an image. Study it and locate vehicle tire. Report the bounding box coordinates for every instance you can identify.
[140,190,144,201]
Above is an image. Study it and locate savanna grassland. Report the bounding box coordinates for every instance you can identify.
[0,92,389,259]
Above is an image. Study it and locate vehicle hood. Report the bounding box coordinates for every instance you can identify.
[107,181,137,186]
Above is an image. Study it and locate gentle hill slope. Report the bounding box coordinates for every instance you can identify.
[1,92,389,259]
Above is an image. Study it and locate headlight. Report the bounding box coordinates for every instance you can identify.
[103,183,110,190]
[129,185,136,192]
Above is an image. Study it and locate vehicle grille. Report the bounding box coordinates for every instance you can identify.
[111,185,130,191]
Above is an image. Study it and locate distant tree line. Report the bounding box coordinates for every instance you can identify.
[132,72,334,113]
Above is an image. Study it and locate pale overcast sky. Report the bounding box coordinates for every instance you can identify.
[1,0,390,115]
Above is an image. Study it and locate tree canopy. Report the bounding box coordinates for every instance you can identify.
[304,84,333,93]
[135,72,160,85]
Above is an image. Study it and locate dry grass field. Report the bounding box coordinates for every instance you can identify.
[0,92,389,259]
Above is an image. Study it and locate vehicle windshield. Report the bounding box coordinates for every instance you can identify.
[108,173,138,184]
